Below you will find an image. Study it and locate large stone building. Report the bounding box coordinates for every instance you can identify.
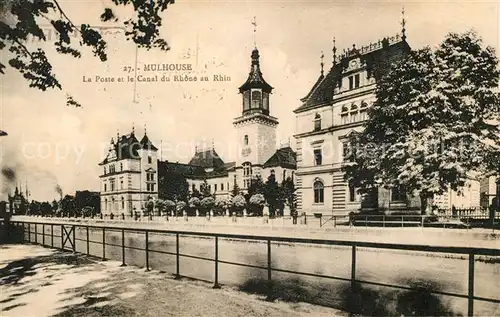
[293,30,417,216]
[99,45,296,215]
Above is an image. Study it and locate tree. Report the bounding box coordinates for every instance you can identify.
[231,182,241,197]
[280,176,297,217]
[247,175,265,199]
[51,199,58,215]
[264,173,280,217]
[158,171,189,202]
[28,200,41,215]
[200,179,212,198]
[0,0,174,106]
[343,31,500,214]
[155,198,166,216]
[60,194,76,216]
[75,190,100,215]
[40,201,52,217]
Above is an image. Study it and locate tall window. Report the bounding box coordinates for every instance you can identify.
[314,113,321,131]
[313,181,324,204]
[314,149,322,166]
[391,185,406,202]
[121,197,125,209]
[251,90,261,108]
[244,135,249,145]
[221,183,224,191]
[348,76,354,90]
[348,183,356,202]
[104,183,107,192]
[120,178,124,190]
[148,156,152,164]
[214,184,218,192]
[192,184,195,191]
[283,170,287,181]
[354,74,360,88]
[341,105,349,125]
[104,198,108,211]
[110,178,115,191]
[103,167,106,175]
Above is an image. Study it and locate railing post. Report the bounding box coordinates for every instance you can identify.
[351,245,356,289]
[145,231,149,271]
[60,225,64,250]
[22,222,25,242]
[102,227,106,260]
[51,224,54,247]
[120,228,126,266]
[42,224,45,246]
[213,236,220,289]
[267,239,272,299]
[468,253,475,317]
[72,225,76,252]
[365,215,368,229]
[34,223,37,244]
[334,216,337,227]
[383,215,386,228]
[175,233,180,279]
[401,216,404,227]
[86,226,90,256]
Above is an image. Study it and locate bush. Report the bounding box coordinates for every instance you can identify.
[199,197,215,216]
[165,200,175,216]
[248,194,265,216]
[187,197,200,216]
[231,194,246,216]
[176,201,186,216]
[214,197,230,216]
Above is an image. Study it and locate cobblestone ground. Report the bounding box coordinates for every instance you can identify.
[0,244,346,317]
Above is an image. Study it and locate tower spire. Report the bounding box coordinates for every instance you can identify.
[252,16,257,48]
[401,7,407,41]
[332,37,337,65]
[320,50,324,75]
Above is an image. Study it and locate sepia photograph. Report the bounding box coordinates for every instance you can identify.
[0,0,499,316]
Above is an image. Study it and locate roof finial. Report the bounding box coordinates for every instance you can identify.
[117,129,119,141]
[332,37,337,65]
[212,138,215,150]
[320,50,324,75]
[252,16,257,48]
[401,6,407,41]
[132,122,135,135]
[144,123,147,135]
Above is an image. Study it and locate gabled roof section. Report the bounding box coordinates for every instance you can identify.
[99,132,142,165]
[294,38,411,113]
[158,160,206,177]
[140,133,158,151]
[188,148,226,170]
[263,147,297,169]
[238,47,273,93]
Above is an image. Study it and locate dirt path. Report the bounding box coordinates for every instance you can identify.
[0,244,346,317]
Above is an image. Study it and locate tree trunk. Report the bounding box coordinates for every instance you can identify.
[419,193,433,215]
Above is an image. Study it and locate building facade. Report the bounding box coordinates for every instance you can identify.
[99,45,297,215]
[293,31,419,216]
[99,131,159,215]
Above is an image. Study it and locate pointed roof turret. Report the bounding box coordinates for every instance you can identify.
[139,127,158,151]
[238,47,273,93]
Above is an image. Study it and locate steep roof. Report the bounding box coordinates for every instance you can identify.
[140,133,158,151]
[295,38,411,113]
[263,147,297,169]
[99,132,142,165]
[238,47,273,93]
[188,148,226,170]
[158,160,206,177]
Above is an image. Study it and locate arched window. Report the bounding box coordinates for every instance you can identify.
[313,181,324,204]
[244,135,249,145]
[121,197,125,209]
[314,113,321,131]
[104,198,108,211]
[251,90,262,108]
[341,105,349,125]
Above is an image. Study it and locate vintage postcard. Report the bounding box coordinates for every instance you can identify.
[0,1,499,316]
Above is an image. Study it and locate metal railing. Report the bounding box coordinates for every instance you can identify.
[3,219,499,316]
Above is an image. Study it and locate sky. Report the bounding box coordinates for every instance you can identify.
[0,0,499,201]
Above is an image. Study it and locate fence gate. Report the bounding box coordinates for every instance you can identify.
[61,224,76,251]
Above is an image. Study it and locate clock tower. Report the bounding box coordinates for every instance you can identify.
[233,47,278,167]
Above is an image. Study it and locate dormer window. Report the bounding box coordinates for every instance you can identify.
[314,113,321,131]
[349,76,354,90]
[354,74,360,88]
